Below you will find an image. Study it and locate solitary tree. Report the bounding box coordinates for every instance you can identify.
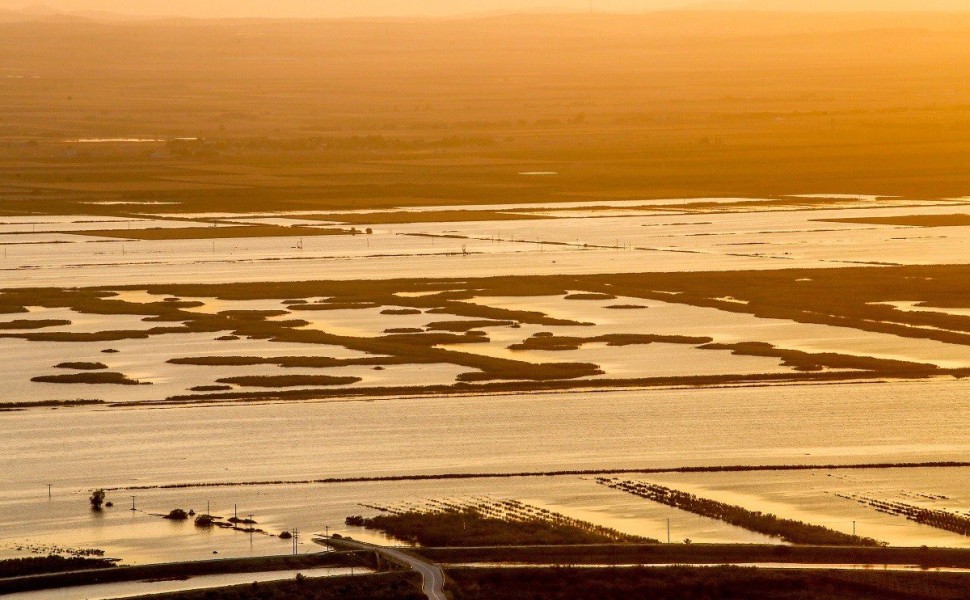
[89,489,106,511]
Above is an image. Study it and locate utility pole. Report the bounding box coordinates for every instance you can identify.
[47,484,52,499]
[249,515,254,546]
[130,496,136,511]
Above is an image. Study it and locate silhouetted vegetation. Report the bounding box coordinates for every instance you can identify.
[0,556,115,579]
[113,461,970,492]
[214,375,362,388]
[194,514,215,527]
[347,506,652,547]
[418,543,970,570]
[308,210,548,225]
[426,320,515,332]
[821,214,970,228]
[0,399,103,410]
[510,333,711,352]
[110,573,423,600]
[89,489,106,511]
[55,362,108,370]
[76,225,354,241]
[838,493,970,537]
[0,553,367,595]
[563,293,617,300]
[599,479,882,546]
[0,319,71,330]
[447,566,970,600]
[32,372,147,385]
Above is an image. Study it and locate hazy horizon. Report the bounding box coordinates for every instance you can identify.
[4,0,970,19]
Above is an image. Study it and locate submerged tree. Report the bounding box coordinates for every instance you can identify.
[89,489,106,511]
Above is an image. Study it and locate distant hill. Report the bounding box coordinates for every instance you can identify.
[698,0,970,10]
[2,0,970,22]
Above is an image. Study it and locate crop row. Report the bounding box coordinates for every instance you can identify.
[836,493,970,536]
[598,478,881,546]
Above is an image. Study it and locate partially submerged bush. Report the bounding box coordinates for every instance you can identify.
[194,514,215,527]
[164,508,189,520]
[89,489,106,511]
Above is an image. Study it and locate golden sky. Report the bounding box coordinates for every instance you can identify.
[3,0,970,18]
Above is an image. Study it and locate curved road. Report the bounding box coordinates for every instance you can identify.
[319,537,447,600]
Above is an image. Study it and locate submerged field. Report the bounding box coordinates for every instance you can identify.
[1,11,969,596]
[2,201,970,565]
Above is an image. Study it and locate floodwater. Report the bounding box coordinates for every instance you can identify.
[2,199,970,570]
[469,295,970,368]
[0,380,968,562]
[3,200,970,288]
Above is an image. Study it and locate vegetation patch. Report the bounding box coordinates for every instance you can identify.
[426,319,516,332]
[0,399,104,410]
[418,543,970,569]
[836,493,970,536]
[73,225,354,240]
[447,566,970,600]
[170,355,400,369]
[700,342,942,375]
[563,293,617,300]
[0,319,71,330]
[305,209,549,225]
[510,333,712,352]
[0,554,376,596]
[289,302,382,311]
[32,372,149,385]
[347,498,652,546]
[215,375,362,388]
[107,573,424,600]
[164,508,190,520]
[55,362,109,370]
[819,214,970,228]
[0,556,116,579]
[598,478,881,546]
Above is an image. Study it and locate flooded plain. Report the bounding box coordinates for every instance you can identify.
[2,198,969,568]
[0,381,968,562]
[2,198,970,288]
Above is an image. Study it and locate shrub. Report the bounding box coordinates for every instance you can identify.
[195,514,215,527]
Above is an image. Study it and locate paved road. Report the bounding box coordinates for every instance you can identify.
[319,538,447,600]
